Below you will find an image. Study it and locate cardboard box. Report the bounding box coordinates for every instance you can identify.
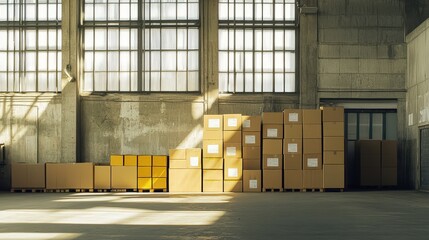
[284,124,302,139]
[111,166,137,189]
[110,155,124,166]
[323,165,344,189]
[303,154,322,170]
[358,140,381,168]
[323,151,344,165]
[243,170,262,192]
[224,114,242,131]
[11,163,46,189]
[152,167,167,178]
[283,138,302,154]
[283,109,302,124]
[262,170,283,190]
[262,112,283,124]
[153,156,167,167]
[382,140,397,168]
[284,170,303,189]
[382,167,397,186]
[242,132,261,146]
[138,155,152,167]
[138,178,152,189]
[224,180,243,192]
[224,143,242,158]
[321,106,344,122]
[303,138,322,154]
[203,140,223,158]
[284,154,302,170]
[302,109,321,124]
[203,158,223,170]
[243,146,261,160]
[324,137,344,151]
[203,169,223,180]
[169,159,187,169]
[153,177,167,189]
[169,149,186,160]
[303,124,322,139]
[303,170,323,189]
[169,169,202,192]
[360,167,380,186]
[204,115,223,131]
[186,148,202,169]
[224,130,242,143]
[124,155,137,166]
[224,158,243,180]
[203,180,223,192]
[243,159,261,170]
[242,115,262,132]
[262,139,283,154]
[46,163,94,190]
[263,155,283,170]
[263,124,283,139]
[94,165,111,189]
[138,167,152,178]
[323,122,344,137]
[203,129,223,140]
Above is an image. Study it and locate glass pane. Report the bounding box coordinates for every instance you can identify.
[94,3,107,20]
[161,2,176,20]
[386,113,397,140]
[219,73,228,92]
[219,30,228,50]
[161,29,176,49]
[188,3,199,19]
[285,30,295,50]
[274,73,284,92]
[262,52,273,71]
[151,51,161,71]
[94,52,107,71]
[262,3,273,20]
[219,51,228,72]
[235,30,244,51]
[108,72,119,91]
[262,73,273,92]
[26,52,37,71]
[38,52,48,71]
[372,113,383,140]
[285,52,295,72]
[150,72,161,91]
[254,73,262,92]
[359,113,370,140]
[244,52,253,72]
[244,73,253,92]
[235,52,244,72]
[150,29,161,50]
[177,29,187,50]
[262,29,273,51]
[244,3,253,20]
[26,30,37,50]
[219,3,228,20]
[274,52,284,72]
[235,3,244,20]
[274,3,283,20]
[108,52,119,71]
[188,51,198,71]
[85,30,94,50]
[84,52,94,71]
[94,72,107,91]
[244,29,253,50]
[188,29,199,50]
[177,51,187,71]
[48,52,57,71]
[348,113,358,140]
[161,51,176,71]
[94,29,107,50]
[177,72,186,91]
[108,29,119,50]
[188,71,199,91]
[274,30,284,50]
[284,73,295,92]
[24,72,36,91]
[161,72,176,91]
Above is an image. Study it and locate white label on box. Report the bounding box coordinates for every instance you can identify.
[190,157,199,167]
[228,168,238,177]
[267,128,278,137]
[208,119,220,129]
[288,143,298,153]
[245,135,256,144]
[243,119,251,128]
[226,147,237,156]
[207,144,219,154]
[289,113,299,122]
[228,118,238,127]
[307,158,319,168]
[249,180,258,189]
[267,158,279,167]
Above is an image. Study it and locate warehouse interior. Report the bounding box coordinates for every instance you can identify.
[1,0,429,239]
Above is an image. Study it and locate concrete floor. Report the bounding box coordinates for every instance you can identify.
[0,191,428,240]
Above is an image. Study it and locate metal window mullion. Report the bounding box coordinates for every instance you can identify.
[185,1,189,91]
[175,1,178,91]
[140,1,144,92]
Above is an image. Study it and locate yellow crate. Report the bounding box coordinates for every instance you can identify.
[110,155,124,166]
[138,155,152,167]
[152,167,167,178]
[153,155,168,167]
[124,155,137,166]
[153,177,167,189]
[138,167,151,178]
[138,178,152,189]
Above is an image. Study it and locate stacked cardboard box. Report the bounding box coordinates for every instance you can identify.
[358,140,381,187]
[169,148,202,192]
[262,112,283,190]
[302,110,323,189]
[321,107,345,189]
[203,115,224,192]
[223,114,243,192]
[381,141,397,186]
[138,155,152,190]
[242,115,262,192]
[111,155,137,189]
[46,163,94,190]
[94,165,111,190]
[152,156,168,190]
[11,163,46,190]
[283,109,303,189]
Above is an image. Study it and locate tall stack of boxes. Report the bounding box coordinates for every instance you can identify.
[262,112,283,190]
[302,110,323,189]
[111,155,137,190]
[138,155,152,190]
[169,148,202,192]
[242,115,262,192]
[152,156,168,190]
[223,114,243,192]
[322,107,345,189]
[283,109,303,190]
[203,115,224,192]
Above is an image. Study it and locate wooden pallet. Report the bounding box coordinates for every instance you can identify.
[45,189,94,193]
[138,188,168,193]
[262,188,283,192]
[323,188,345,192]
[283,189,302,192]
[301,188,324,192]
[110,189,138,192]
[11,189,46,193]
[94,189,111,192]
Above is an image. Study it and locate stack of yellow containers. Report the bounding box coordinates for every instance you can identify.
[223,114,243,192]
[202,115,224,192]
[138,155,152,190]
[152,156,168,191]
[110,155,137,190]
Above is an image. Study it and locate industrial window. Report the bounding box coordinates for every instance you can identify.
[82,0,199,92]
[218,0,296,93]
[0,0,62,92]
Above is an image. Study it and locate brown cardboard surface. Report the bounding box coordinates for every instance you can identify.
[124,155,137,166]
[110,155,124,166]
[323,151,344,165]
[262,139,283,154]
[169,169,202,192]
[169,149,186,160]
[321,106,344,122]
[45,163,58,189]
[203,140,223,158]
[242,115,262,132]
[283,138,302,154]
[303,138,322,154]
[263,154,283,170]
[302,109,321,124]
[202,158,223,170]
[303,124,322,139]
[323,165,344,188]
[203,180,223,192]
[94,165,111,189]
[138,178,152,189]
[79,163,95,189]
[360,167,381,187]
[138,167,152,178]
[243,170,262,192]
[224,158,243,180]
[203,169,223,181]
[303,170,323,189]
[152,167,167,178]
[204,115,223,131]
[262,112,284,124]
[153,177,167,189]
[224,114,242,131]
[46,163,94,189]
[303,154,322,170]
[382,140,397,168]
[111,166,137,189]
[382,167,397,186]
[358,140,381,168]
[242,132,261,146]
[263,124,284,139]
[153,156,167,167]
[324,137,344,151]
[243,159,261,170]
[262,170,283,189]
[203,129,223,140]
[224,143,242,158]
[224,180,243,192]
[138,155,152,167]
[284,170,303,189]
[243,146,261,159]
[11,163,27,189]
[284,154,303,170]
[169,159,187,169]
[323,122,344,137]
[283,109,302,124]
[11,163,46,189]
[186,148,202,168]
[284,124,302,139]
[224,130,242,143]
